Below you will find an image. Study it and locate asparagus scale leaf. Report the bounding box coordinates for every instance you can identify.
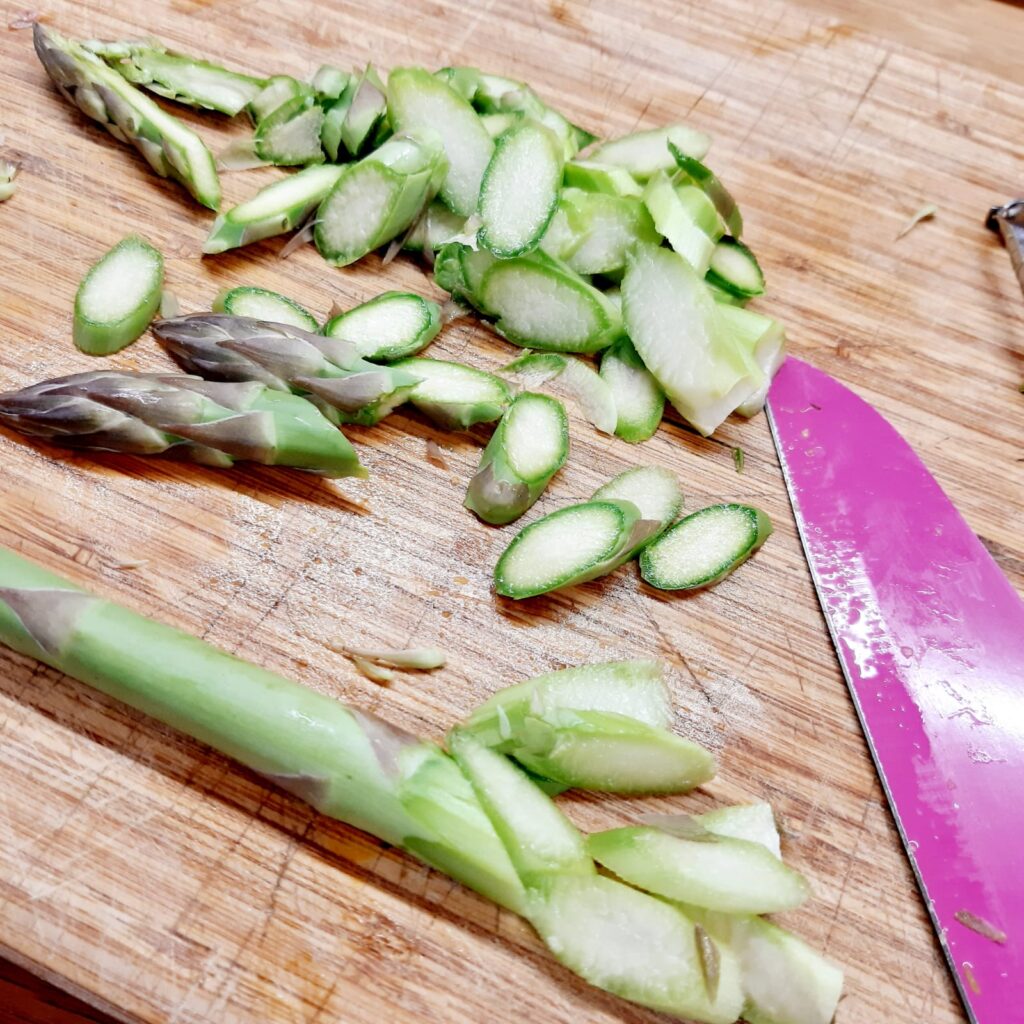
[153,313,422,426]
[0,371,365,477]
[34,24,221,209]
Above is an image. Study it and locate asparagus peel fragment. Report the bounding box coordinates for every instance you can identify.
[0,371,365,477]
[152,313,422,426]
[33,24,221,209]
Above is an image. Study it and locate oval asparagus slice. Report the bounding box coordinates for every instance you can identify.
[340,64,389,158]
[643,171,725,275]
[527,875,744,1024]
[203,163,345,254]
[563,159,643,198]
[588,825,809,915]
[599,338,664,443]
[323,292,441,362]
[390,357,511,429]
[478,119,564,257]
[591,465,682,556]
[152,313,421,427]
[693,802,782,857]
[706,236,765,299]
[465,392,568,525]
[494,498,656,599]
[585,123,712,179]
[84,39,266,116]
[402,201,467,252]
[670,143,743,238]
[503,352,617,435]
[213,287,317,331]
[248,75,311,123]
[253,94,325,165]
[33,24,221,210]
[0,371,364,477]
[621,243,763,435]
[479,253,623,353]
[74,235,164,355]
[386,68,493,216]
[640,503,773,590]
[314,129,448,267]
[717,304,786,418]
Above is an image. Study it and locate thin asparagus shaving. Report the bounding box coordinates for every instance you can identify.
[732,446,744,473]
[895,202,937,240]
[348,646,447,670]
[159,291,181,318]
[352,656,395,684]
[381,236,404,266]
[8,10,44,29]
[107,558,150,570]
[278,211,319,259]
[216,136,269,172]
[440,298,469,324]
[695,924,721,1003]
[425,439,448,469]
[639,812,719,842]
[954,909,1007,944]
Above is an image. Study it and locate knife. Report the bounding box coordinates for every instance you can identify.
[766,357,1023,1024]
[986,200,1024,295]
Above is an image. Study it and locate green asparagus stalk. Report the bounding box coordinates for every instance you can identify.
[0,371,365,477]
[84,39,267,117]
[0,548,522,910]
[33,24,221,210]
[152,313,421,426]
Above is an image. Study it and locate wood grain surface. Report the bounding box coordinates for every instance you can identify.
[1,0,1022,1021]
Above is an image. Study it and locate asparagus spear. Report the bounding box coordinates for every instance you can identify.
[0,548,522,911]
[84,39,267,117]
[33,24,221,210]
[0,371,365,477]
[152,313,421,426]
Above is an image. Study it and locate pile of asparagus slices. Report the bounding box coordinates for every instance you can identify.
[2,24,844,1023]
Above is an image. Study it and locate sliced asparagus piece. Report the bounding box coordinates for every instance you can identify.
[599,338,665,443]
[461,660,671,749]
[33,24,221,209]
[0,160,17,201]
[0,549,523,912]
[541,188,658,276]
[527,874,744,1024]
[717,305,786,418]
[212,287,317,331]
[0,371,364,477]
[253,94,325,165]
[311,65,351,102]
[402,201,467,252]
[706,237,765,298]
[669,143,743,237]
[503,352,617,435]
[73,235,163,355]
[621,243,763,435]
[448,731,593,886]
[499,708,716,794]
[153,313,421,427]
[640,504,772,591]
[591,465,682,556]
[694,803,782,858]
[478,119,564,256]
[323,292,441,362]
[494,498,658,599]
[465,392,568,525]
[588,825,809,914]
[85,39,266,116]
[314,128,447,267]
[249,75,311,123]
[204,164,345,254]
[586,123,711,179]
[695,912,844,1024]
[643,171,725,275]
[433,242,497,312]
[707,281,748,307]
[390,357,511,429]
[479,252,623,353]
[480,111,521,138]
[340,64,389,158]
[387,68,493,216]
[563,159,643,197]
[320,84,355,162]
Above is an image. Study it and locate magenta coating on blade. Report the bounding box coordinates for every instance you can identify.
[767,357,1022,1024]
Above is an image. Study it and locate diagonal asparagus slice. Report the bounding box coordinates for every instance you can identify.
[84,38,266,116]
[152,313,421,426]
[34,24,221,209]
[0,371,365,477]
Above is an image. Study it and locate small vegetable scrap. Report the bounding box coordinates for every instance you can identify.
[0,159,17,201]
[895,202,937,241]
[954,909,1007,945]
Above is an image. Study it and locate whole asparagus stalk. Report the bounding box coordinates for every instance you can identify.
[33,24,221,210]
[0,547,522,911]
[152,314,422,426]
[84,38,267,117]
[0,371,365,478]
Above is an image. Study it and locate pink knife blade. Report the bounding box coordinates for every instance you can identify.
[766,357,1023,1022]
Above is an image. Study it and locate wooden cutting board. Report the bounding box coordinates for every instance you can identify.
[1,1,1021,1021]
